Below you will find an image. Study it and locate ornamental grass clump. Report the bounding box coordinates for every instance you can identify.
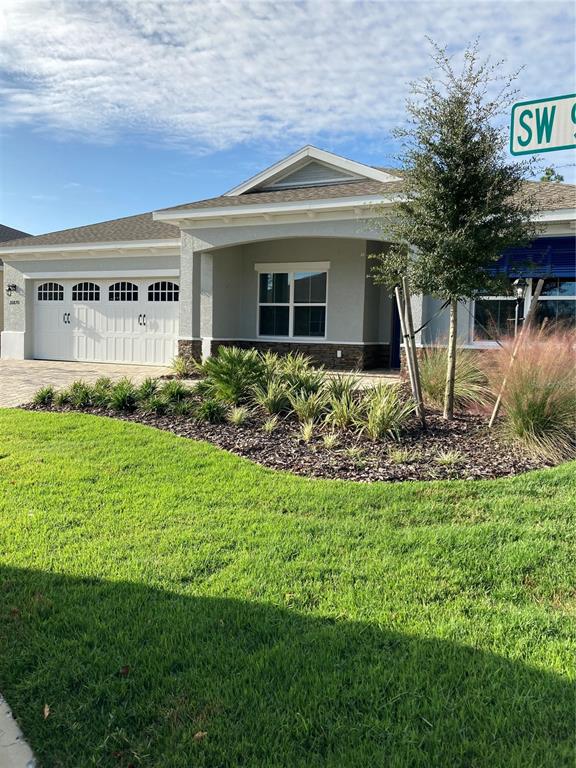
[196,346,265,405]
[67,380,94,408]
[324,373,360,401]
[32,386,55,406]
[171,355,196,379]
[325,392,363,431]
[227,406,250,426]
[159,379,192,404]
[357,384,415,441]
[419,346,491,411]
[108,378,138,412]
[484,329,576,461]
[252,379,290,415]
[194,399,226,424]
[91,377,113,407]
[289,390,329,423]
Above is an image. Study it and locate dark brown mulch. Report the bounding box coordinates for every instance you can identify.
[23,403,550,483]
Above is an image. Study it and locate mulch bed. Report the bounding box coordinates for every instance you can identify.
[23,403,550,482]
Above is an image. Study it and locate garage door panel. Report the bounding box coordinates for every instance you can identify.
[34,277,179,365]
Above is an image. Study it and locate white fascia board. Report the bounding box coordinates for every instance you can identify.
[22,268,179,279]
[532,208,576,222]
[223,145,402,196]
[154,194,401,224]
[0,239,179,257]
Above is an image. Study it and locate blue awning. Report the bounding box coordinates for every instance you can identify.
[493,236,575,277]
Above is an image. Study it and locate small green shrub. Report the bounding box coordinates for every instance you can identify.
[286,369,327,397]
[435,449,464,466]
[228,406,250,426]
[344,446,366,468]
[32,386,55,406]
[324,373,359,400]
[322,432,339,450]
[67,380,93,408]
[194,399,226,424]
[325,392,362,431]
[260,350,282,381]
[159,379,191,404]
[252,379,290,415]
[299,419,315,443]
[171,355,196,379]
[388,447,422,464]
[140,395,168,416]
[91,377,113,407]
[357,384,415,441]
[420,347,490,410]
[137,377,159,401]
[289,390,329,423]
[169,399,194,417]
[53,389,70,407]
[262,415,280,434]
[108,379,138,412]
[196,346,265,404]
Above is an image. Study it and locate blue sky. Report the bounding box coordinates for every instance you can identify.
[1,0,575,236]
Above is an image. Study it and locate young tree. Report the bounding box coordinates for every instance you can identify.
[540,166,564,183]
[371,41,538,418]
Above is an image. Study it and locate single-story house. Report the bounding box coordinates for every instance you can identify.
[0,224,31,339]
[1,146,574,369]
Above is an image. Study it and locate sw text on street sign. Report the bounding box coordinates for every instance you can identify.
[510,93,576,155]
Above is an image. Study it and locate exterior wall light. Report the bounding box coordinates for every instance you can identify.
[512,277,528,336]
[6,284,18,297]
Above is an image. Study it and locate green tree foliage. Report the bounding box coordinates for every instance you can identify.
[371,41,538,417]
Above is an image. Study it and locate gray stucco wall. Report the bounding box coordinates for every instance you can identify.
[208,238,370,343]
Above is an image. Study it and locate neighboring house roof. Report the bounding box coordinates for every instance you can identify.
[0,224,31,243]
[0,211,179,250]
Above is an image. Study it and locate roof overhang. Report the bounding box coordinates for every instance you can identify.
[224,145,401,196]
[0,238,179,257]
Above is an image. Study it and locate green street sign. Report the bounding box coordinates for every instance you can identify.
[510,93,576,155]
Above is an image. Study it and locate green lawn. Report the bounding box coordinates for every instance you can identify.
[0,409,574,768]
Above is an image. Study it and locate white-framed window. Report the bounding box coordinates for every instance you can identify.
[109,281,138,302]
[72,282,100,302]
[37,282,64,301]
[148,281,179,302]
[471,276,576,343]
[257,267,328,338]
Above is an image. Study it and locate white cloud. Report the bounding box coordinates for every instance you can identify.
[0,0,574,155]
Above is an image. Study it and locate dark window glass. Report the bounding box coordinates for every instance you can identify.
[540,277,576,297]
[148,281,179,302]
[37,282,64,301]
[293,271,327,303]
[72,282,100,301]
[474,299,517,339]
[109,282,138,301]
[293,306,326,337]
[259,273,289,304]
[535,300,576,328]
[259,306,289,336]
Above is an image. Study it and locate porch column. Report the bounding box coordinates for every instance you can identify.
[178,233,202,361]
[0,263,33,360]
[200,251,213,360]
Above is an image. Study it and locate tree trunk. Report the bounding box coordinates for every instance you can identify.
[443,298,458,420]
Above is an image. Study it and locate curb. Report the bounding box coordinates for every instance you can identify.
[0,695,36,768]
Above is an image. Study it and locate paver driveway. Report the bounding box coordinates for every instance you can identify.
[0,359,170,408]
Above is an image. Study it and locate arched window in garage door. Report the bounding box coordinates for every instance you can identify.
[37,282,64,301]
[147,281,179,302]
[72,282,100,301]
[109,282,138,301]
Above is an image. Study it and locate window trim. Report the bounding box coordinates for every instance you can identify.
[255,265,329,340]
[147,280,180,302]
[37,282,64,301]
[469,277,576,345]
[108,281,139,302]
[72,281,100,302]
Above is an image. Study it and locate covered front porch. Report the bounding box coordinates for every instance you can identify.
[177,233,401,370]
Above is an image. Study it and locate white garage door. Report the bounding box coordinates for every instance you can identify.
[33,278,179,365]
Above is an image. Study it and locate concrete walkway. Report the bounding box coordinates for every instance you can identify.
[0,695,35,768]
[0,360,170,408]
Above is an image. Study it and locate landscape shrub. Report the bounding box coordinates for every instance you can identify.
[194,398,227,424]
[299,419,315,443]
[483,329,576,460]
[108,379,138,412]
[322,432,339,450]
[159,379,191,404]
[325,392,363,431]
[196,346,265,404]
[262,415,280,434]
[53,389,70,407]
[32,386,55,406]
[252,379,290,415]
[140,395,168,416]
[324,373,359,400]
[435,449,464,466]
[171,354,196,379]
[419,346,490,410]
[228,406,250,426]
[357,384,415,441]
[91,377,113,407]
[67,380,94,408]
[168,399,194,417]
[289,390,329,423]
[137,377,158,401]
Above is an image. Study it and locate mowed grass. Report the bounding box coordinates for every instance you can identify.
[0,410,574,768]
